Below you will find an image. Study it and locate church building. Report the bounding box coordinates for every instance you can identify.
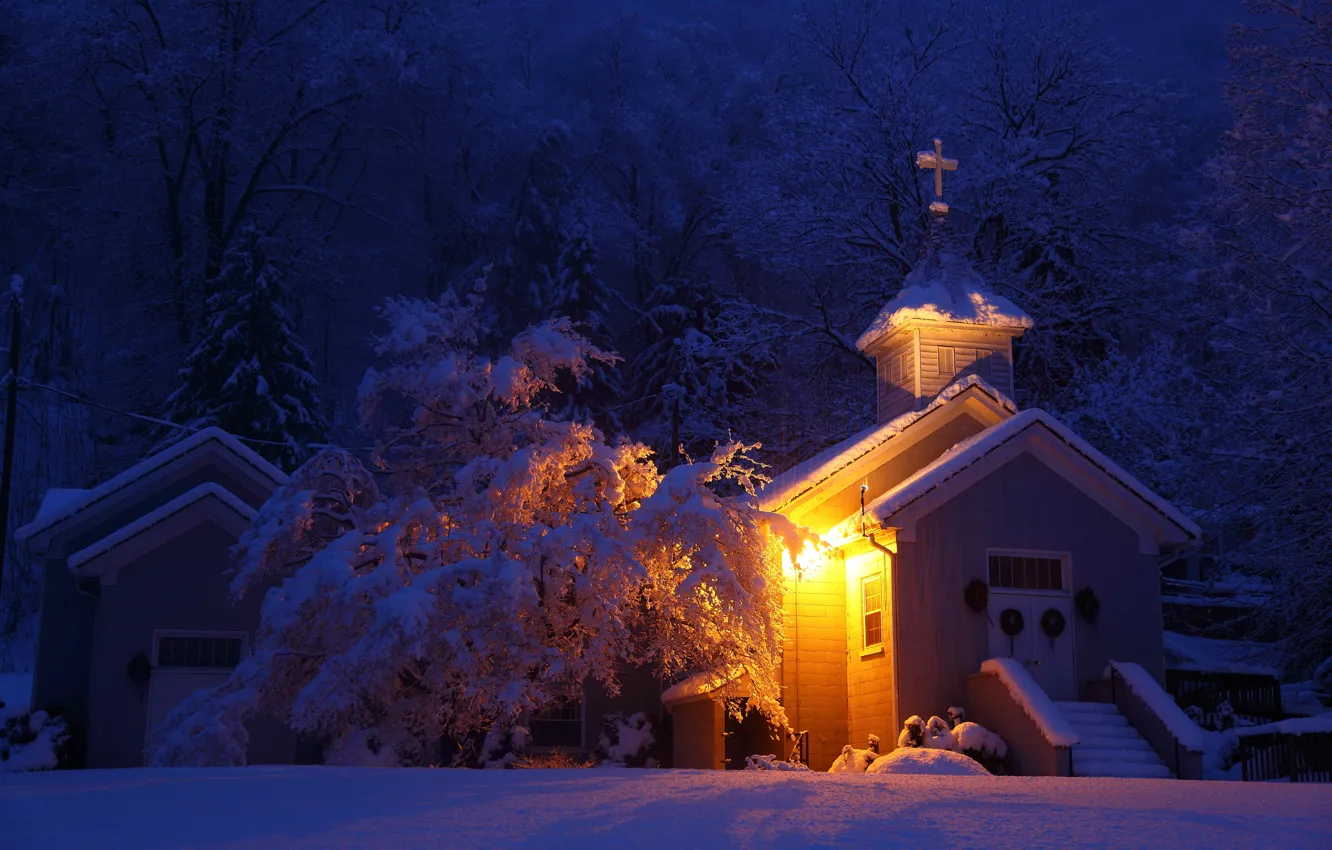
[665,140,1205,778]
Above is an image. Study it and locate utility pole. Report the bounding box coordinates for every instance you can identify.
[0,277,21,603]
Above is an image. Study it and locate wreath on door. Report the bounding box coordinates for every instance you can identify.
[999,607,1024,654]
[963,579,989,613]
[1075,587,1100,624]
[999,608,1024,636]
[1040,608,1067,641]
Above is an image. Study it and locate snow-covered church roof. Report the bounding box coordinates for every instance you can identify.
[758,375,1016,513]
[855,221,1032,353]
[863,408,1202,542]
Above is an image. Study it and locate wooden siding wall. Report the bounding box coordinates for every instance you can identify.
[845,550,895,752]
[918,332,1013,400]
[876,337,918,424]
[894,451,1164,720]
[782,559,849,772]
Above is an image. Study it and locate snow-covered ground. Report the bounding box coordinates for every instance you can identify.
[2,768,1329,849]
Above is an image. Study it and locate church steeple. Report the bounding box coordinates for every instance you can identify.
[857,138,1032,424]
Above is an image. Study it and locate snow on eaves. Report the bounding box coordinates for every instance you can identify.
[28,488,88,531]
[660,667,747,706]
[855,247,1032,352]
[866,408,1202,542]
[979,658,1080,747]
[66,483,257,574]
[16,427,286,544]
[759,375,1016,513]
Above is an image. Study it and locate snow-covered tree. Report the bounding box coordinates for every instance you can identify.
[494,121,573,337]
[549,208,624,429]
[162,229,327,470]
[1198,0,1332,675]
[632,277,779,464]
[149,278,807,766]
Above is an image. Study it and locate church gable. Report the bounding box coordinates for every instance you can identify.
[864,409,1201,554]
[761,377,1015,531]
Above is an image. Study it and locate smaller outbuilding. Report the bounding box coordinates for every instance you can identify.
[17,428,298,768]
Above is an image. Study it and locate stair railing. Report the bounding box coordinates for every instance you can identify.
[788,729,809,767]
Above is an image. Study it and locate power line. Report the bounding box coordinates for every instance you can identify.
[19,380,358,452]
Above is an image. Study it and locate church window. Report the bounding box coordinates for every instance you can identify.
[861,574,884,649]
[988,553,1065,591]
[937,346,956,376]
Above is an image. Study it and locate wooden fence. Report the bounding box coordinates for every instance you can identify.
[1165,669,1283,726]
[1237,731,1332,783]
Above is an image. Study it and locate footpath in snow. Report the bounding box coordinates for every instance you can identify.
[1,767,1330,849]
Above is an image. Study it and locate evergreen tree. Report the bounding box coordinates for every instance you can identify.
[163,229,327,470]
[631,277,777,465]
[549,209,623,430]
[495,121,572,338]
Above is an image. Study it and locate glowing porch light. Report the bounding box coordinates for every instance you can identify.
[782,540,826,581]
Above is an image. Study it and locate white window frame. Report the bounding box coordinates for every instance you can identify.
[937,346,956,376]
[861,571,885,653]
[151,629,248,671]
[985,549,1072,597]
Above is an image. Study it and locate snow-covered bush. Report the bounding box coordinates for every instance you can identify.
[324,727,424,768]
[924,716,954,749]
[1,707,69,773]
[746,753,811,771]
[598,712,655,767]
[827,734,880,773]
[952,721,1008,772]
[149,282,812,766]
[947,707,965,729]
[897,715,926,749]
[895,710,1006,774]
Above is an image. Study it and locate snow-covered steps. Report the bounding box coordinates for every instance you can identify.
[1057,701,1173,779]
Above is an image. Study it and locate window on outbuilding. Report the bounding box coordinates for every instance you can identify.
[988,554,1065,591]
[862,574,884,649]
[156,635,243,669]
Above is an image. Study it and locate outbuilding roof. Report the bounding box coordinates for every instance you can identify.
[16,427,286,546]
[67,483,257,583]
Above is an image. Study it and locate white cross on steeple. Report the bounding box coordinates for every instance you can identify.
[916,138,958,215]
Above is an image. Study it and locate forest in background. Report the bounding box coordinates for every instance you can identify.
[0,0,1327,677]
